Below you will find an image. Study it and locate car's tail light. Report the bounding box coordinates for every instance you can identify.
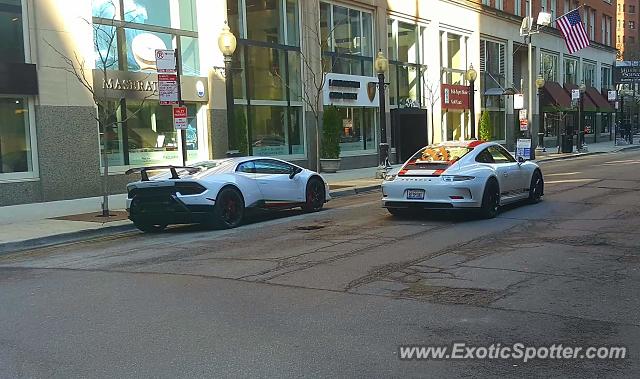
[175,182,206,195]
[441,175,475,182]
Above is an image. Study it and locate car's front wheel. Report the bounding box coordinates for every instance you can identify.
[134,222,167,233]
[479,179,500,219]
[528,170,544,203]
[212,187,245,229]
[302,177,325,212]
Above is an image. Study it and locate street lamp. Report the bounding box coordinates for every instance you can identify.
[374,50,390,176]
[217,22,238,156]
[578,82,586,151]
[535,73,545,152]
[465,64,477,139]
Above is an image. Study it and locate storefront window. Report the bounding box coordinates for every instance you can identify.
[335,107,375,152]
[388,20,426,106]
[125,28,173,72]
[564,58,578,84]
[126,100,180,166]
[94,24,119,70]
[180,36,200,76]
[0,0,24,63]
[601,66,612,89]
[246,45,286,101]
[245,0,284,44]
[250,105,304,156]
[0,97,31,174]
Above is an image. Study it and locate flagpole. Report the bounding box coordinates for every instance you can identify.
[553,4,586,23]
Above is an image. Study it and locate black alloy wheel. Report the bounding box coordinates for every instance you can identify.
[213,187,245,229]
[302,178,325,212]
[480,180,500,219]
[528,170,544,204]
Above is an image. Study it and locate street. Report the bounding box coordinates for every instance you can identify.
[1,151,639,378]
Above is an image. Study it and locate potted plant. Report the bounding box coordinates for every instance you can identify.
[479,110,492,141]
[320,106,341,173]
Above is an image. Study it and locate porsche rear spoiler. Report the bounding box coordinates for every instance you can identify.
[125,165,202,181]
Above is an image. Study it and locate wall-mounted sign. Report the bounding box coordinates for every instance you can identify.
[323,73,379,107]
[173,106,188,130]
[613,61,640,84]
[441,84,470,110]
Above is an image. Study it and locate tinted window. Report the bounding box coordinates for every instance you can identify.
[236,161,256,173]
[254,159,293,174]
[475,149,494,164]
[488,146,515,163]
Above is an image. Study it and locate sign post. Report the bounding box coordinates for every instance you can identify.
[156,49,187,166]
[516,139,532,161]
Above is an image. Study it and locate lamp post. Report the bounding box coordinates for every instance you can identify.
[577,82,586,151]
[217,22,238,156]
[535,73,545,152]
[465,64,477,139]
[374,50,390,177]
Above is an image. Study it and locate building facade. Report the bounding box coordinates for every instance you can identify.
[617,0,639,60]
[0,0,617,209]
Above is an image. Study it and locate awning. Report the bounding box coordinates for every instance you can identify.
[564,83,597,112]
[540,81,571,111]
[586,87,614,113]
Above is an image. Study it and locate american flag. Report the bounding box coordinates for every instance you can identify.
[557,9,590,54]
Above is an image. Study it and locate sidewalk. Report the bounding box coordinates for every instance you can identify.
[1,139,638,254]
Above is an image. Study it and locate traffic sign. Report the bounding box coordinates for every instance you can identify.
[173,106,188,130]
[158,73,178,105]
[155,49,176,73]
[519,118,529,131]
[516,139,532,160]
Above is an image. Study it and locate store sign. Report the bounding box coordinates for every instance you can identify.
[173,106,188,130]
[155,49,176,73]
[158,73,179,105]
[323,73,379,107]
[613,61,640,84]
[441,84,470,110]
[92,70,208,102]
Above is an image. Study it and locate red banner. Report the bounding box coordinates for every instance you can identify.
[441,84,470,110]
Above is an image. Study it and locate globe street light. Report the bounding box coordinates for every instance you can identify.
[465,64,477,139]
[374,50,390,176]
[578,82,586,151]
[217,22,238,156]
[535,73,545,152]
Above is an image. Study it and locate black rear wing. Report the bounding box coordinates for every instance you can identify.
[125,165,202,181]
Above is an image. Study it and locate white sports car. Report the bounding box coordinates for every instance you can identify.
[382,141,543,218]
[125,157,330,232]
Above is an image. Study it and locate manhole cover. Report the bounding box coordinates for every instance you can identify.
[294,225,327,231]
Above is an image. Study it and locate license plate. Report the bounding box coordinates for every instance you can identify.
[406,189,425,200]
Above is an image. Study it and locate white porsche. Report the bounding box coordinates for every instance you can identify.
[382,141,543,218]
[125,157,330,232]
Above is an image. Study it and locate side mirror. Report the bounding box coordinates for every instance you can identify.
[289,167,303,179]
[517,156,526,164]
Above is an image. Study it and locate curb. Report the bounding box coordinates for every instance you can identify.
[0,184,382,256]
[0,224,138,256]
[535,145,640,163]
[329,184,381,198]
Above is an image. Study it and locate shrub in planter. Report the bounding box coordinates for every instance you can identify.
[321,106,341,159]
[479,110,492,142]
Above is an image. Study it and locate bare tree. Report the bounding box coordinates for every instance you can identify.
[47,1,154,217]
[422,73,441,144]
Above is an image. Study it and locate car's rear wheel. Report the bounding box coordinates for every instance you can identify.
[479,179,500,219]
[302,177,325,212]
[134,222,167,233]
[528,170,544,204]
[212,187,244,229]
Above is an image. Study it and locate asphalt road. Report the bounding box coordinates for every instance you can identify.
[1,151,639,378]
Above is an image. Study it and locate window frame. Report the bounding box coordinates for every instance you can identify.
[254,158,295,175]
[0,95,39,181]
